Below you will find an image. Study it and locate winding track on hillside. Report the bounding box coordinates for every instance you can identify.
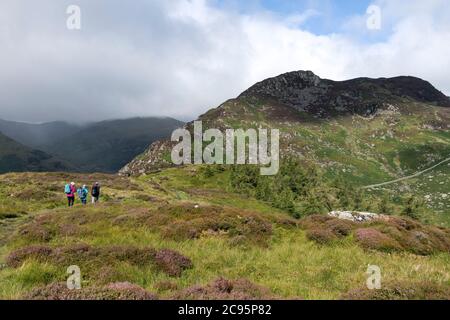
[363,156,450,189]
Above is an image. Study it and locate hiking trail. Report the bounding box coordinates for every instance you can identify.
[363,156,450,189]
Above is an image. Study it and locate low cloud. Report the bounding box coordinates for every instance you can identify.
[0,0,449,123]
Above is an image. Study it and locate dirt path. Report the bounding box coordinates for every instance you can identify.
[363,156,450,189]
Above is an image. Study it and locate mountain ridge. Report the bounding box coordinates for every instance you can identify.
[239,71,450,117]
[120,71,450,184]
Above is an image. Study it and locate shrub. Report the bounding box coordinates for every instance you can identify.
[301,215,354,244]
[154,281,179,292]
[6,244,192,277]
[324,218,354,237]
[368,217,450,255]
[154,249,194,277]
[401,196,424,220]
[19,221,54,242]
[300,214,450,255]
[25,282,157,300]
[229,159,386,218]
[306,229,337,244]
[354,228,402,252]
[172,277,276,300]
[18,213,88,242]
[6,245,53,268]
[342,281,450,300]
[141,203,274,246]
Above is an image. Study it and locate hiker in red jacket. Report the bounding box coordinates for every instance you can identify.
[66,182,76,207]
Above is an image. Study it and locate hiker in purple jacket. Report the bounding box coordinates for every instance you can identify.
[66,182,76,207]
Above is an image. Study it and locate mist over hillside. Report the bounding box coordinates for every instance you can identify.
[0,117,184,173]
[0,132,73,173]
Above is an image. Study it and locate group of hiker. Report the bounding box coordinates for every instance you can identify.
[65,182,101,207]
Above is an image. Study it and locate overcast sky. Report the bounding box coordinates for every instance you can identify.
[0,0,449,123]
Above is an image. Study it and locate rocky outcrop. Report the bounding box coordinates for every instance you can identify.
[119,139,176,176]
[328,211,388,223]
[240,71,450,117]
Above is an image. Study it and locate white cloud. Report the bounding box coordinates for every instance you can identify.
[0,0,449,123]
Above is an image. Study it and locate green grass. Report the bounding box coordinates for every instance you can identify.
[0,168,449,300]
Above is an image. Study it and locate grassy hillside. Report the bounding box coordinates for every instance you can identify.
[0,133,73,174]
[122,72,450,226]
[0,167,449,300]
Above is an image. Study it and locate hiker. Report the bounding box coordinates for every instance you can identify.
[91,182,101,204]
[77,185,89,205]
[65,182,76,207]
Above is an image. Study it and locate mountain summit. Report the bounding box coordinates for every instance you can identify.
[240,71,450,117]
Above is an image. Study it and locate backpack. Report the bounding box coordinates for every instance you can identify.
[92,186,100,196]
[65,184,71,194]
[79,188,87,199]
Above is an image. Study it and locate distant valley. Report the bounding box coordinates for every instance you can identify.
[0,117,184,173]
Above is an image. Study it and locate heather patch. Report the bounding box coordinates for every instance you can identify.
[306,229,337,244]
[115,203,277,246]
[354,228,402,252]
[172,277,276,300]
[154,249,194,277]
[11,188,55,201]
[6,245,53,268]
[6,244,192,277]
[300,215,355,244]
[24,282,157,300]
[371,217,450,255]
[342,281,450,300]
[17,213,88,242]
[1,169,450,300]
[154,280,179,293]
[158,205,273,246]
[300,215,450,254]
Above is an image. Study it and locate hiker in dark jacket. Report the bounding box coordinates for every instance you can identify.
[91,182,101,204]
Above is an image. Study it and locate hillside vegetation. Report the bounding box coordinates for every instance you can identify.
[0,167,449,300]
[1,72,449,300]
[122,71,450,226]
